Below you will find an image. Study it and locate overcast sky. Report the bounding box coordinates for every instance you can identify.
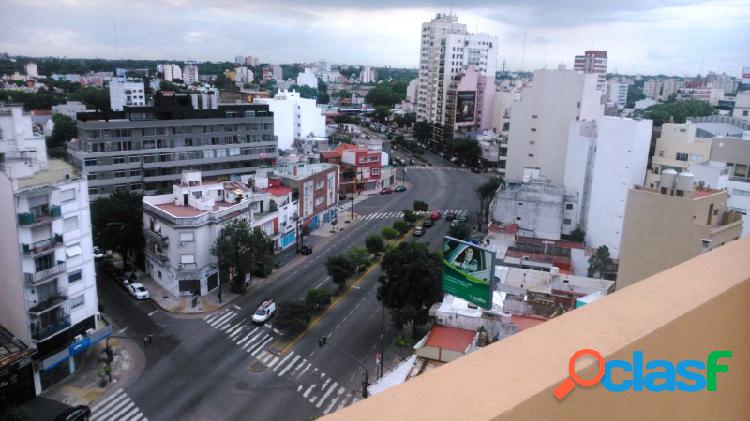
[0,0,748,76]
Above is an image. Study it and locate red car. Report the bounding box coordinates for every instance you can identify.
[430,210,441,220]
[380,187,394,194]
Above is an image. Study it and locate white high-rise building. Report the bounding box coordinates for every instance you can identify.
[564,117,652,257]
[159,64,183,82]
[361,66,376,83]
[607,80,628,108]
[505,67,605,186]
[183,61,199,85]
[0,106,102,395]
[296,68,318,90]
[25,63,38,78]
[643,79,661,100]
[234,66,254,84]
[108,79,145,111]
[416,14,498,128]
[256,90,326,150]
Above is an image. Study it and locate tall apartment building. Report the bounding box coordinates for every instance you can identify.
[109,79,145,111]
[442,66,496,142]
[415,13,498,143]
[505,68,605,186]
[731,91,750,121]
[645,122,713,188]
[158,64,183,82]
[617,173,743,288]
[574,50,607,92]
[244,56,260,66]
[296,68,318,90]
[606,80,628,108]
[361,66,376,83]
[262,65,282,81]
[0,107,103,394]
[256,89,326,150]
[564,117,652,257]
[660,78,684,100]
[67,92,278,199]
[183,61,199,85]
[25,62,38,78]
[642,79,661,100]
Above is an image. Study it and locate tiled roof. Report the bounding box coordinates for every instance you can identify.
[424,326,476,353]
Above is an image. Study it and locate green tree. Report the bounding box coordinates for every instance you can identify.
[392,220,409,236]
[365,84,403,107]
[212,219,274,293]
[476,176,502,229]
[451,138,482,166]
[348,246,370,272]
[305,288,332,311]
[413,200,429,212]
[289,84,319,100]
[325,254,356,292]
[625,85,646,108]
[588,245,614,279]
[69,86,109,111]
[644,100,714,125]
[366,234,385,255]
[90,192,144,268]
[449,223,472,240]
[275,301,313,336]
[413,121,432,143]
[370,106,391,123]
[382,226,399,240]
[158,81,186,93]
[47,114,76,148]
[402,210,417,224]
[378,241,443,338]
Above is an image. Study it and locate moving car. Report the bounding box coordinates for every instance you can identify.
[380,187,394,194]
[252,299,277,324]
[413,226,425,237]
[457,211,469,224]
[430,210,442,220]
[445,211,457,221]
[394,185,407,193]
[55,405,91,421]
[126,282,150,300]
[423,218,433,227]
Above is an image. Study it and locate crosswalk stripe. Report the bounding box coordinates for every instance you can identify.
[91,391,127,417]
[236,327,259,345]
[303,384,316,398]
[92,394,130,420]
[324,386,346,414]
[120,406,141,420]
[209,311,235,327]
[243,331,266,350]
[290,359,307,376]
[316,381,339,408]
[109,401,135,420]
[273,352,295,372]
[338,394,353,410]
[250,337,274,356]
[278,354,300,377]
[90,388,124,412]
[266,356,279,368]
[130,414,144,421]
[295,361,312,379]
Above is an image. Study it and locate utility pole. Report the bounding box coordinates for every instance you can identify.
[319,336,370,398]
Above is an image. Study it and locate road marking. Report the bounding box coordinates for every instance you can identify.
[338,394,353,410]
[236,327,259,345]
[209,311,236,327]
[273,352,295,372]
[303,384,316,398]
[316,381,339,408]
[278,354,300,377]
[147,310,159,316]
[295,362,312,379]
[109,401,135,419]
[290,359,307,376]
[265,356,279,368]
[314,276,331,289]
[90,388,124,412]
[297,385,303,392]
[115,326,129,335]
[250,337,274,356]
[244,332,269,351]
[92,393,131,420]
[120,405,141,420]
[324,386,346,414]
[233,304,242,310]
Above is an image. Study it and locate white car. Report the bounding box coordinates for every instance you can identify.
[252,299,277,324]
[126,282,150,300]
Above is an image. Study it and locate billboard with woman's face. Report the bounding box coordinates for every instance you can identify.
[442,236,495,309]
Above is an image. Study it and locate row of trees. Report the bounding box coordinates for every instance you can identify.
[642,99,714,125]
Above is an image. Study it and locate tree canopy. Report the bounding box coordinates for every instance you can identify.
[47,114,76,149]
[378,241,443,338]
[325,254,356,291]
[643,100,714,125]
[212,219,275,293]
[90,192,144,265]
[476,177,503,229]
[365,84,404,108]
[451,138,482,166]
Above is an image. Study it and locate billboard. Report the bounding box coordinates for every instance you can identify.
[442,237,495,309]
[455,91,476,123]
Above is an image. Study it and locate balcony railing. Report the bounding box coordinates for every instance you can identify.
[24,261,66,285]
[27,294,67,314]
[30,316,71,342]
[144,228,169,246]
[17,206,62,226]
[22,234,64,256]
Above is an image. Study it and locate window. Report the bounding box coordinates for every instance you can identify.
[565,203,574,210]
[63,216,78,231]
[129,155,141,163]
[530,128,537,132]
[68,270,82,283]
[130,183,142,191]
[88,187,98,196]
[528,153,534,158]
[114,170,127,178]
[84,159,98,167]
[66,244,82,257]
[180,254,195,264]
[563,218,572,225]
[531,114,538,119]
[70,295,84,309]
[114,184,128,193]
[675,152,689,161]
[179,232,194,242]
[113,156,126,165]
[690,154,703,161]
[60,189,76,203]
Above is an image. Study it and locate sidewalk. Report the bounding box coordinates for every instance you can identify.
[138,272,241,314]
[34,332,144,409]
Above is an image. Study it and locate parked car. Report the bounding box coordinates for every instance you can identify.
[457,211,469,224]
[430,210,442,220]
[380,187,394,194]
[471,167,481,173]
[252,299,277,324]
[413,226,425,237]
[423,218,433,227]
[445,211,457,221]
[55,405,91,421]
[126,282,150,300]
[394,185,407,193]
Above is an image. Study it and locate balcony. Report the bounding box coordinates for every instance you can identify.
[326,237,750,420]
[27,293,67,314]
[22,234,64,256]
[144,228,169,246]
[24,261,67,285]
[30,315,71,342]
[17,205,62,226]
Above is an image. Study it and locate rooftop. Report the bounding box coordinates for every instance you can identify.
[496,265,614,297]
[423,326,477,354]
[633,185,723,200]
[16,159,80,189]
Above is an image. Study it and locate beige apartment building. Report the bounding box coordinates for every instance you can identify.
[617,171,743,288]
[645,122,713,188]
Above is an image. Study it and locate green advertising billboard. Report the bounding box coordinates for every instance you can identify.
[442,236,495,309]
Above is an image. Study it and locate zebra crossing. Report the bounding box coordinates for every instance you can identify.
[361,209,467,220]
[202,309,359,414]
[90,388,147,421]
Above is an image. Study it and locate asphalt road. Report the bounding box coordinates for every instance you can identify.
[36,164,488,421]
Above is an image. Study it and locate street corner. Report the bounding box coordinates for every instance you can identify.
[249,360,269,373]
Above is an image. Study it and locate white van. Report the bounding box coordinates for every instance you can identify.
[252,299,277,324]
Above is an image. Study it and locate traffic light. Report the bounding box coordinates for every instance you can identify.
[318,337,327,348]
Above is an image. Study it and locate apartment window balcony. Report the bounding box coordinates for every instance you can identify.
[17,205,62,226]
[27,293,67,315]
[22,234,64,256]
[30,311,71,342]
[24,261,67,285]
[144,228,169,246]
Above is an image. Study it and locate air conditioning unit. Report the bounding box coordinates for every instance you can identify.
[85,328,94,336]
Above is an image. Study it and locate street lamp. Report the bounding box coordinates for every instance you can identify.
[319,336,371,398]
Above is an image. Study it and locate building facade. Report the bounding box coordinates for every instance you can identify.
[183,61,199,85]
[256,89,326,151]
[296,68,318,90]
[108,79,145,111]
[645,122,713,188]
[68,92,278,199]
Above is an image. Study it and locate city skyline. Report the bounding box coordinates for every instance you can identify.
[0,0,748,77]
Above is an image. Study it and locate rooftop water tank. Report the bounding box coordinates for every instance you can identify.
[660,168,678,190]
[675,171,695,193]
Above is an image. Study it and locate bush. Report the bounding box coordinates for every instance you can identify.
[393,220,409,236]
[306,288,332,311]
[382,226,399,240]
[366,234,385,255]
[325,254,356,291]
[402,210,417,224]
[275,301,313,336]
[449,223,472,240]
[413,200,428,212]
[348,246,370,272]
